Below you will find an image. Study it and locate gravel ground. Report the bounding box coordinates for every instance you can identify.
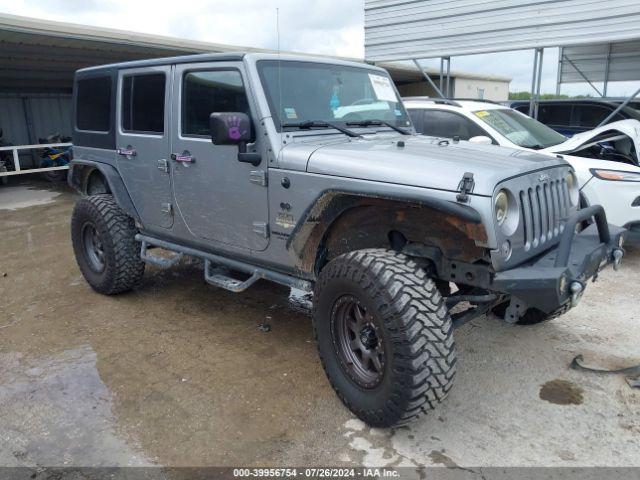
[1,179,638,471]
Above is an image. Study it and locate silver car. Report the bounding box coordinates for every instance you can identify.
[67,53,625,427]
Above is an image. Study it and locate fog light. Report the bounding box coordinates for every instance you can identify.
[500,239,511,259]
[612,248,624,271]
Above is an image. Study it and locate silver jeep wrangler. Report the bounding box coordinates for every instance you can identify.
[68,53,625,427]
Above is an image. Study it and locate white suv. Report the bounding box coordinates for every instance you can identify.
[404,98,640,240]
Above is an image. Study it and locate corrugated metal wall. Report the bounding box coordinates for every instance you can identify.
[0,94,72,168]
[560,40,640,83]
[0,94,72,145]
[365,0,640,61]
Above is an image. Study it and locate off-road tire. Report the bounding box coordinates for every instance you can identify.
[71,194,145,294]
[313,248,456,428]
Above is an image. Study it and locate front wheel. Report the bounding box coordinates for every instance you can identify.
[313,249,456,427]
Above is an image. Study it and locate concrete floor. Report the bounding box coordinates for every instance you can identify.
[1,179,639,468]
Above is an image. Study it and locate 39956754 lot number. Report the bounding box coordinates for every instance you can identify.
[233,468,399,478]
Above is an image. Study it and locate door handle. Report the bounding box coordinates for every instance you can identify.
[171,152,195,163]
[117,147,137,157]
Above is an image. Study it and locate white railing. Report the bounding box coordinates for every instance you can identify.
[0,142,73,176]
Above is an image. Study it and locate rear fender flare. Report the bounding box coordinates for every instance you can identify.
[68,160,141,223]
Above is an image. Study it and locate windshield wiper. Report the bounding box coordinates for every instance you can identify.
[346,119,411,135]
[281,120,361,138]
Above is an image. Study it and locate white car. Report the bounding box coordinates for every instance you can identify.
[404,98,640,241]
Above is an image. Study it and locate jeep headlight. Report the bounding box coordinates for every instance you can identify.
[566,171,579,206]
[494,190,509,225]
[494,188,519,236]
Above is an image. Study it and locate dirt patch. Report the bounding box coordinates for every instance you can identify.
[539,379,584,405]
[428,450,458,468]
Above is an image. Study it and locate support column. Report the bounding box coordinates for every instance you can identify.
[603,43,611,97]
[529,49,540,117]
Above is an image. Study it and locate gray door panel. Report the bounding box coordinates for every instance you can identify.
[116,66,173,229]
[170,62,269,251]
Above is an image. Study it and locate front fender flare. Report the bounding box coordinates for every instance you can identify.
[287,189,487,275]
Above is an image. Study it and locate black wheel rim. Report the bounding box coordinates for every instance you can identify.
[331,295,385,389]
[81,222,105,273]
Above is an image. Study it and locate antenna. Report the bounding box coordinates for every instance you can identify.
[276,7,283,151]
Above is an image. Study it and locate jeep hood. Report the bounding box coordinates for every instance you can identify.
[542,119,640,164]
[302,134,564,195]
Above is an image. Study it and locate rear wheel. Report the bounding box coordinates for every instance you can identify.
[71,194,145,294]
[313,249,456,427]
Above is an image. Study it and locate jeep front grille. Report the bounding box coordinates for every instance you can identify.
[519,178,571,251]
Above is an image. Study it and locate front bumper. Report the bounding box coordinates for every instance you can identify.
[491,205,625,315]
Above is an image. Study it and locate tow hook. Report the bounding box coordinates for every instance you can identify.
[612,248,624,271]
[570,281,584,307]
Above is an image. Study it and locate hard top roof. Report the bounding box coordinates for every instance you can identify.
[75,51,387,76]
[76,52,246,74]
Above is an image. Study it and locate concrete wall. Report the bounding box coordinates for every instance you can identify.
[453,77,510,101]
[0,93,72,168]
[395,77,510,101]
[395,81,439,97]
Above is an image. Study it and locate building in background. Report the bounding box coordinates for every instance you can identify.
[0,12,510,161]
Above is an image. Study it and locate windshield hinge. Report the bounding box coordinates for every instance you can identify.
[456,172,475,203]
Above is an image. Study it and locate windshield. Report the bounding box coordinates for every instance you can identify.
[473,108,567,149]
[257,60,411,131]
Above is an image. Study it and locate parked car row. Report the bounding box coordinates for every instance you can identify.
[507,99,640,137]
[405,98,640,241]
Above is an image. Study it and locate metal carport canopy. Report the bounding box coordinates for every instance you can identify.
[364,0,640,61]
[0,13,269,92]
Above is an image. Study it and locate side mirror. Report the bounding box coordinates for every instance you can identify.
[468,135,493,145]
[209,112,261,166]
[209,112,253,145]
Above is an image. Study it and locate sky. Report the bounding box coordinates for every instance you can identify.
[1,0,638,97]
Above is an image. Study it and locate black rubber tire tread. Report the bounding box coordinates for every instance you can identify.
[313,248,456,427]
[42,170,67,182]
[71,194,145,295]
[491,301,571,325]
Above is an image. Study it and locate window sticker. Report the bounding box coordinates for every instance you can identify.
[330,87,341,112]
[284,107,298,120]
[475,110,489,118]
[368,74,397,102]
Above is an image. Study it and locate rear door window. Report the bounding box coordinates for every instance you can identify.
[76,76,111,132]
[121,73,166,134]
[421,110,488,140]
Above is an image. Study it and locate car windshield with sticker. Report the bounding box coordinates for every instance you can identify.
[473,108,566,149]
[257,60,410,129]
